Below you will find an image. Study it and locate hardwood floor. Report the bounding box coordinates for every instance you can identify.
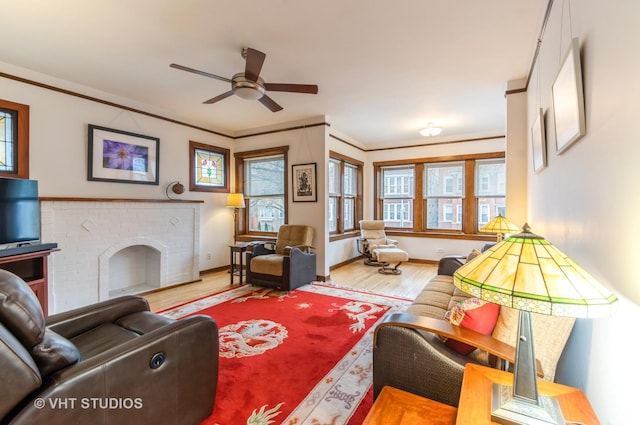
[143,260,437,312]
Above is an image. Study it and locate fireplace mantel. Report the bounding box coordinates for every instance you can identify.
[40,197,203,204]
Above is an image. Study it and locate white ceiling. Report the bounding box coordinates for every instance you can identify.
[0,0,546,148]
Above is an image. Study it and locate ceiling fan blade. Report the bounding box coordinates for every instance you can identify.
[203,90,234,104]
[264,83,318,94]
[170,63,231,83]
[259,95,283,112]
[244,48,266,82]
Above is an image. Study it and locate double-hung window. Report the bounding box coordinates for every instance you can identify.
[328,158,340,232]
[380,165,414,229]
[235,146,288,237]
[343,163,357,230]
[475,158,506,228]
[328,151,363,236]
[424,162,464,231]
[374,152,505,236]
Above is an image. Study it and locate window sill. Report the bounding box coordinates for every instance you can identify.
[236,234,277,243]
[329,231,359,242]
[385,230,495,241]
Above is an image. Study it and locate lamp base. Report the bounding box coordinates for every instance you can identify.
[491,383,566,425]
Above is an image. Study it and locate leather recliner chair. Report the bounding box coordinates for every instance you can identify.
[356,220,399,266]
[0,269,219,425]
[245,224,316,291]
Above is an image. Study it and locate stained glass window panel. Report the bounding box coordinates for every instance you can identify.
[0,109,16,172]
[195,148,224,187]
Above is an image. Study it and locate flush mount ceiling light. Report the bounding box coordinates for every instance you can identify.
[419,123,442,137]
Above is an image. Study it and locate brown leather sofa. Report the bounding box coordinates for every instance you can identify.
[373,256,575,407]
[0,269,218,425]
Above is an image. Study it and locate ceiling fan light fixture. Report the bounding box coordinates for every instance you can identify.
[419,123,442,137]
[234,86,264,100]
[232,73,266,100]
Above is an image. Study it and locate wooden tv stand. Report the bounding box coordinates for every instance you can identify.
[0,247,59,316]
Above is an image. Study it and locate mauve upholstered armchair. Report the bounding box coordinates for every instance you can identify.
[0,269,218,425]
[245,224,316,291]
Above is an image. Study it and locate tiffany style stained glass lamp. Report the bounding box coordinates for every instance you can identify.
[453,223,618,424]
[480,214,520,242]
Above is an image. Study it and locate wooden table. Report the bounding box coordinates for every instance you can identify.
[457,364,600,424]
[363,386,457,425]
[228,243,248,285]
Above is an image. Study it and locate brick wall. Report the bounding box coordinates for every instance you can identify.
[41,199,200,313]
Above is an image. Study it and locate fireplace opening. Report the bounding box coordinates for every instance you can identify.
[108,245,161,298]
[98,237,169,301]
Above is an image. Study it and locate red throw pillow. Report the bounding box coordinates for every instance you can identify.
[442,298,500,355]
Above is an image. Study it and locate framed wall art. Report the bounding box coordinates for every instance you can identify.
[552,37,586,154]
[531,108,547,173]
[292,162,317,202]
[189,140,230,193]
[88,124,159,185]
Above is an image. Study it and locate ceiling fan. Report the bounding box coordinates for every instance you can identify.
[170,47,318,112]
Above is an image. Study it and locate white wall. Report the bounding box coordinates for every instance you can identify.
[325,128,368,268]
[505,80,528,227]
[0,62,235,273]
[235,122,328,276]
[524,1,640,423]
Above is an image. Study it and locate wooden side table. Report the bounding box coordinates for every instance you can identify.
[363,386,457,425]
[229,243,248,285]
[457,364,600,425]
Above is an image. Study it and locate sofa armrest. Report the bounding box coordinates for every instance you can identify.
[437,255,466,276]
[375,313,543,377]
[283,244,313,255]
[46,295,150,339]
[248,242,276,257]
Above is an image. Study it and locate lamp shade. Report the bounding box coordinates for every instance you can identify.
[226,193,246,208]
[479,214,520,235]
[454,223,618,424]
[454,223,618,318]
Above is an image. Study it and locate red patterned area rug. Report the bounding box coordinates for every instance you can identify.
[161,283,411,425]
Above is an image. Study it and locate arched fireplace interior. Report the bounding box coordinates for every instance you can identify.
[108,245,161,298]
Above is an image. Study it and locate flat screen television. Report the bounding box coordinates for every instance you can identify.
[0,177,40,246]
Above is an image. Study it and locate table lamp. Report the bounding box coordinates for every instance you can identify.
[453,223,618,425]
[480,214,520,242]
[226,193,245,244]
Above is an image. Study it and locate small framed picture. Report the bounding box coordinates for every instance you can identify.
[292,163,317,202]
[88,124,159,185]
[531,108,547,173]
[189,141,230,193]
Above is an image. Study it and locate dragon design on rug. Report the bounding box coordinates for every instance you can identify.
[232,288,295,303]
[247,402,283,425]
[219,319,288,358]
[330,301,385,333]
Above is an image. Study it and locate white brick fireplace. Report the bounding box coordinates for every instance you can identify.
[40,199,201,314]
